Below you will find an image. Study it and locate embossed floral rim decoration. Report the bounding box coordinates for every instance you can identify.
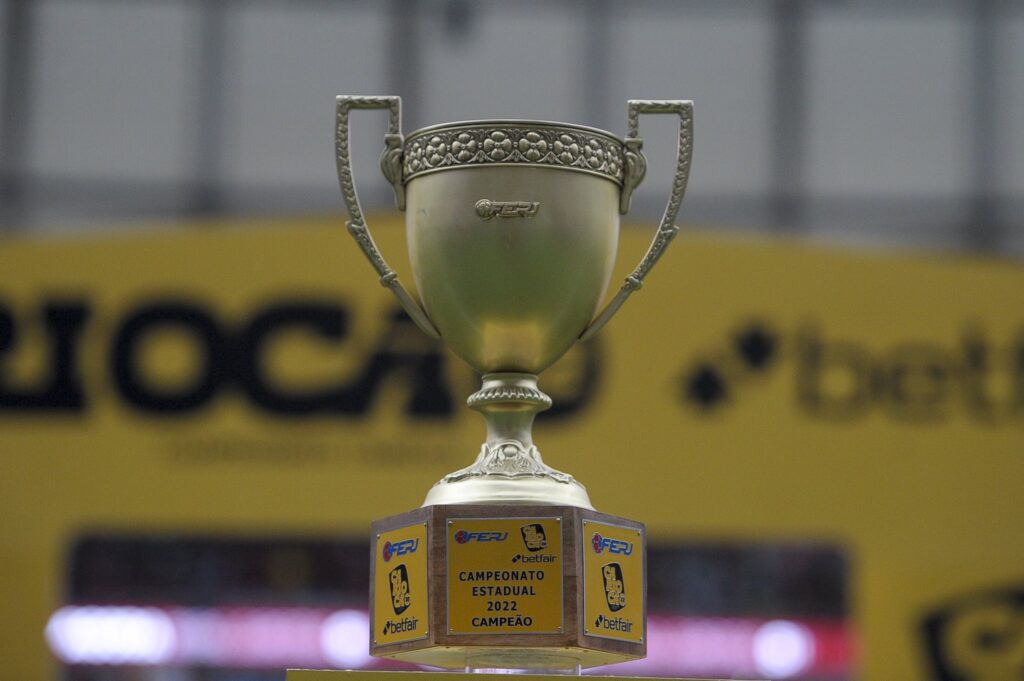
[402,122,626,186]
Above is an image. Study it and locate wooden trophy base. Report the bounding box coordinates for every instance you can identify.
[369,503,646,670]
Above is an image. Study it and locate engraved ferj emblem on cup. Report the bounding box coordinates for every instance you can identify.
[335,96,693,509]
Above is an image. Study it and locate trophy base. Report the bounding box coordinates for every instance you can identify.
[370,504,646,670]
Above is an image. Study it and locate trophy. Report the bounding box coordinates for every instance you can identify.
[334,96,692,673]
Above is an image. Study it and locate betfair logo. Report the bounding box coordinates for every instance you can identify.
[682,323,778,410]
[520,523,547,552]
[594,614,633,633]
[382,615,419,636]
[511,553,556,564]
[682,321,1024,425]
[388,564,411,615]
[602,562,626,612]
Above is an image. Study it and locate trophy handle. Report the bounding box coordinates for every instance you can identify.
[578,100,693,342]
[334,95,440,339]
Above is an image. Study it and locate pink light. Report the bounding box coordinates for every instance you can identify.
[753,620,815,678]
[45,606,177,665]
[46,605,852,678]
[175,607,334,668]
[321,610,373,668]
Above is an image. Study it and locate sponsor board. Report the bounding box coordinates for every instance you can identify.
[373,523,428,645]
[447,518,563,634]
[583,520,644,643]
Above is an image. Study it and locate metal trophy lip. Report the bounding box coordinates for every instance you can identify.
[402,119,627,187]
[405,118,624,145]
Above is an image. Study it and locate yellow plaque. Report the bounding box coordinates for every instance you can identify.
[447,517,563,634]
[373,523,428,645]
[583,520,644,643]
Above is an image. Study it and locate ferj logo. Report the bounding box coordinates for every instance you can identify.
[382,538,419,562]
[454,530,508,544]
[592,533,633,556]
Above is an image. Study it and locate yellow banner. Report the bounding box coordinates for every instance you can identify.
[0,216,1022,681]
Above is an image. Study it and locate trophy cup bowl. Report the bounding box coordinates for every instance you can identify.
[336,97,692,671]
[336,97,692,510]
[404,122,623,376]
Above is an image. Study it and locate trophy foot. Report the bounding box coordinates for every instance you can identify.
[421,373,594,509]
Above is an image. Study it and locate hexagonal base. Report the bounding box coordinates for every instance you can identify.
[370,504,646,670]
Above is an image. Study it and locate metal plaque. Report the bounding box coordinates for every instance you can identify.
[373,523,429,645]
[583,519,644,643]
[446,517,563,634]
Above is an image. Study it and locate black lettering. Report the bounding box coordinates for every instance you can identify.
[0,301,90,412]
[796,325,872,420]
[961,327,1024,423]
[333,308,453,418]
[112,301,226,413]
[236,301,349,415]
[880,343,951,423]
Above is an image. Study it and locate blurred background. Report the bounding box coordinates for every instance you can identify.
[2,0,1022,250]
[1,2,1022,681]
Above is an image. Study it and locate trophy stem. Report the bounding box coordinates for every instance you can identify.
[469,372,550,449]
[420,373,594,509]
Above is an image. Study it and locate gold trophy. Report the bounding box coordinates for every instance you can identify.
[334,96,692,673]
